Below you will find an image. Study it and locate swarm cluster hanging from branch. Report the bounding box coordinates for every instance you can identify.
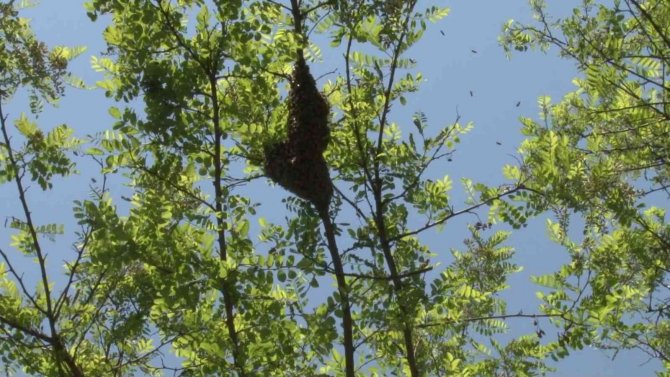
[264,53,332,213]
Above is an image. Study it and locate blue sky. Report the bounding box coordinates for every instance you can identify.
[0,0,663,376]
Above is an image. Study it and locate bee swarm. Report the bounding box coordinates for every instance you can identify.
[264,57,333,212]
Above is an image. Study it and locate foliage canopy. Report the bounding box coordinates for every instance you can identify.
[0,0,668,376]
